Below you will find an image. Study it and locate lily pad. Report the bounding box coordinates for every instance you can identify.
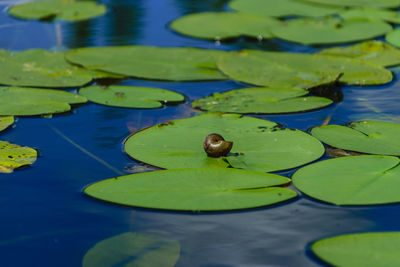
[9,0,106,21]
[0,141,37,173]
[84,168,297,211]
[170,12,278,40]
[0,117,14,132]
[302,0,400,8]
[217,50,392,88]
[79,85,184,109]
[192,87,333,114]
[339,8,400,24]
[270,17,392,45]
[65,46,227,81]
[318,40,400,67]
[0,87,87,116]
[124,113,324,172]
[386,28,400,48]
[311,232,400,266]
[311,121,400,155]
[82,232,180,267]
[229,0,342,18]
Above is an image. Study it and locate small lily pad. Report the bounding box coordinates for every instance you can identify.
[311,232,400,266]
[65,46,227,81]
[386,28,400,48]
[0,87,87,116]
[9,0,106,21]
[84,168,297,211]
[124,113,324,172]
[302,0,400,8]
[318,40,400,67]
[82,232,180,267]
[0,117,14,132]
[229,0,342,18]
[311,121,400,155]
[217,50,392,88]
[270,17,392,45]
[79,85,185,109]
[192,87,332,114]
[339,8,400,24]
[170,12,278,40]
[0,141,37,173]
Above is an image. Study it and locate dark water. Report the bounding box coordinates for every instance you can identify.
[1,0,400,266]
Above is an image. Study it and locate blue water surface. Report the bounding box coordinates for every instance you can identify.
[1,0,400,266]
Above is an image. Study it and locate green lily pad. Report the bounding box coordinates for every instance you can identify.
[311,232,400,266]
[0,87,87,116]
[124,113,324,172]
[339,8,400,24]
[0,117,14,132]
[65,46,227,81]
[0,141,37,173]
[0,49,95,88]
[9,0,106,21]
[84,168,297,211]
[293,155,400,205]
[217,50,392,88]
[311,121,400,155]
[229,0,342,18]
[386,28,400,48]
[170,12,278,40]
[192,87,333,114]
[270,17,392,45]
[79,85,185,109]
[302,0,400,8]
[82,232,180,267]
[318,40,400,67]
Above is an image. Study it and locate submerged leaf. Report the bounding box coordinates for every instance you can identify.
[84,168,297,211]
[0,141,37,173]
[301,0,400,8]
[0,117,14,132]
[192,87,332,114]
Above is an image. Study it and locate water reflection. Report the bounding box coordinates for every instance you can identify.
[174,0,228,14]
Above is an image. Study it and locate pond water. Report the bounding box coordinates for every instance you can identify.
[1,0,400,266]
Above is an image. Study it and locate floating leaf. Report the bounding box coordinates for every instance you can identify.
[318,40,400,67]
[84,168,297,211]
[270,17,392,45]
[65,46,227,81]
[293,155,400,205]
[229,0,342,18]
[311,121,400,155]
[386,28,400,48]
[0,141,37,173]
[0,117,14,132]
[82,232,180,267]
[9,0,106,21]
[79,85,184,109]
[0,49,95,88]
[170,12,278,40]
[217,50,392,88]
[312,232,400,266]
[0,87,87,116]
[124,113,324,172]
[192,87,332,114]
[339,8,400,24]
[302,0,400,8]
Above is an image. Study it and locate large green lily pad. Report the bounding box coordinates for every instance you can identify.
[84,168,297,211]
[293,155,400,205]
[0,87,87,116]
[79,85,184,108]
[82,232,180,267]
[302,0,400,8]
[270,17,392,45]
[0,117,14,132]
[0,141,37,173]
[339,8,400,24]
[65,46,227,81]
[9,0,106,21]
[124,113,324,172]
[192,87,333,114]
[311,121,400,155]
[217,50,392,88]
[311,232,400,266]
[229,0,342,18]
[170,12,278,40]
[318,40,400,67]
[0,49,95,88]
[386,28,400,48]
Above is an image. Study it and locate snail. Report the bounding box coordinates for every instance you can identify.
[203,133,233,158]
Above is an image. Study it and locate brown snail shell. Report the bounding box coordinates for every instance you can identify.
[203,133,233,158]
